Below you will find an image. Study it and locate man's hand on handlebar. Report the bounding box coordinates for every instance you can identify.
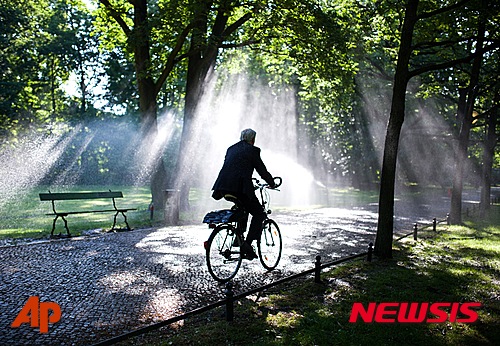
[271,177,282,189]
[253,177,282,190]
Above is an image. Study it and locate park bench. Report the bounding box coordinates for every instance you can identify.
[39,190,136,237]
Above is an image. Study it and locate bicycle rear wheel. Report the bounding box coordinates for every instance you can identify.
[258,219,282,270]
[205,224,243,282]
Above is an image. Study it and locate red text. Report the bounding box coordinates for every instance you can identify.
[349,302,480,323]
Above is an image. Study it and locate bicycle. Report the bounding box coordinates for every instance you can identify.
[203,177,283,282]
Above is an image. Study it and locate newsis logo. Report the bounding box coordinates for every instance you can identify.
[349,302,481,323]
[11,296,61,333]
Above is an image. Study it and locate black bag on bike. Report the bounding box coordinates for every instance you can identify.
[202,209,245,224]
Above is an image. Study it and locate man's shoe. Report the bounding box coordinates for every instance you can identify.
[240,241,258,260]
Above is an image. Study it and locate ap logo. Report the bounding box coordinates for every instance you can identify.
[11,296,61,333]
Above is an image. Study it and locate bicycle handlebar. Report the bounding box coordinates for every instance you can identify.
[272,177,282,188]
[252,177,282,190]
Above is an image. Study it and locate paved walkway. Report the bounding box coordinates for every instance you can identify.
[0,193,460,345]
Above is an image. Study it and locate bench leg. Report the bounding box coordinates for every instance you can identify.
[51,215,71,238]
[62,216,71,237]
[51,216,57,236]
[111,211,132,232]
[122,212,131,231]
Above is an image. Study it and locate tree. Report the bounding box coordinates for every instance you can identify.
[449,20,486,224]
[374,0,419,259]
[0,2,29,137]
[0,0,89,142]
[64,0,102,116]
[172,1,262,210]
[374,0,500,257]
[96,0,191,210]
[480,94,499,211]
[96,0,354,216]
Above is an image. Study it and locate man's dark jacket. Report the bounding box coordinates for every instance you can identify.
[212,140,274,199]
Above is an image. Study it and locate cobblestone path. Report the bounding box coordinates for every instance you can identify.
[0,197,455,345]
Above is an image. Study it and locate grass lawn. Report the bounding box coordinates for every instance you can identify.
[0,186,380,240]
[121,206,500,346]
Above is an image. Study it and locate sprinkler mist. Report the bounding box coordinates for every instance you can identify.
[0,128,76,209]
[177,71,328,213]
[0,70,330,233]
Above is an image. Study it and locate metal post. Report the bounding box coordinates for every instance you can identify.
[413,223,418,241]
[314,256,322,283]
[225,282,234,322]
[148,201,154,220]
[432,218,437,232]
[367,242,373,262]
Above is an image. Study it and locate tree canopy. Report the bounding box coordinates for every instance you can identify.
[1,0,498,256]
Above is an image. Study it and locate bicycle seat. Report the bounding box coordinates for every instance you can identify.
[224,194,243,209]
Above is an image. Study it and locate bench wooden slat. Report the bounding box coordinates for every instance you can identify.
[39,191,123,201]
[45,208,137,216]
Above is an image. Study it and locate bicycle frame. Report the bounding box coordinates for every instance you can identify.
[228,177,280,230]
[204,177,282,282]
[253,177,281,215]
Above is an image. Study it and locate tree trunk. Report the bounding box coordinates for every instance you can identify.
[449,100,476,224]
[175,50,206,211]
[174,2,227,211]
[353,80,380,190]
[449,16,485,224]
[100,0,170,215]
[480,94,499,211]
[374,0,419,259]
[449,87,470,224]
[133,0,167,212]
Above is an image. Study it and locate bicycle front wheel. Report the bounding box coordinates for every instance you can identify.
[258,219,282,270]
[206,224,243,282]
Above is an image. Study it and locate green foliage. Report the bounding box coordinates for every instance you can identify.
[0,0,50,136]
[1,0,499,192]
[102,49,139,114]
[0,0,102,144]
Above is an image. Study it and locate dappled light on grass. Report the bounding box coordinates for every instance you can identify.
[266,311,304,329]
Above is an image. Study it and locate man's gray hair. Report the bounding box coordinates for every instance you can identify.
[240,128,256,143]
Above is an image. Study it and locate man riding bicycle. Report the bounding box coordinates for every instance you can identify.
[211,128,276,260]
